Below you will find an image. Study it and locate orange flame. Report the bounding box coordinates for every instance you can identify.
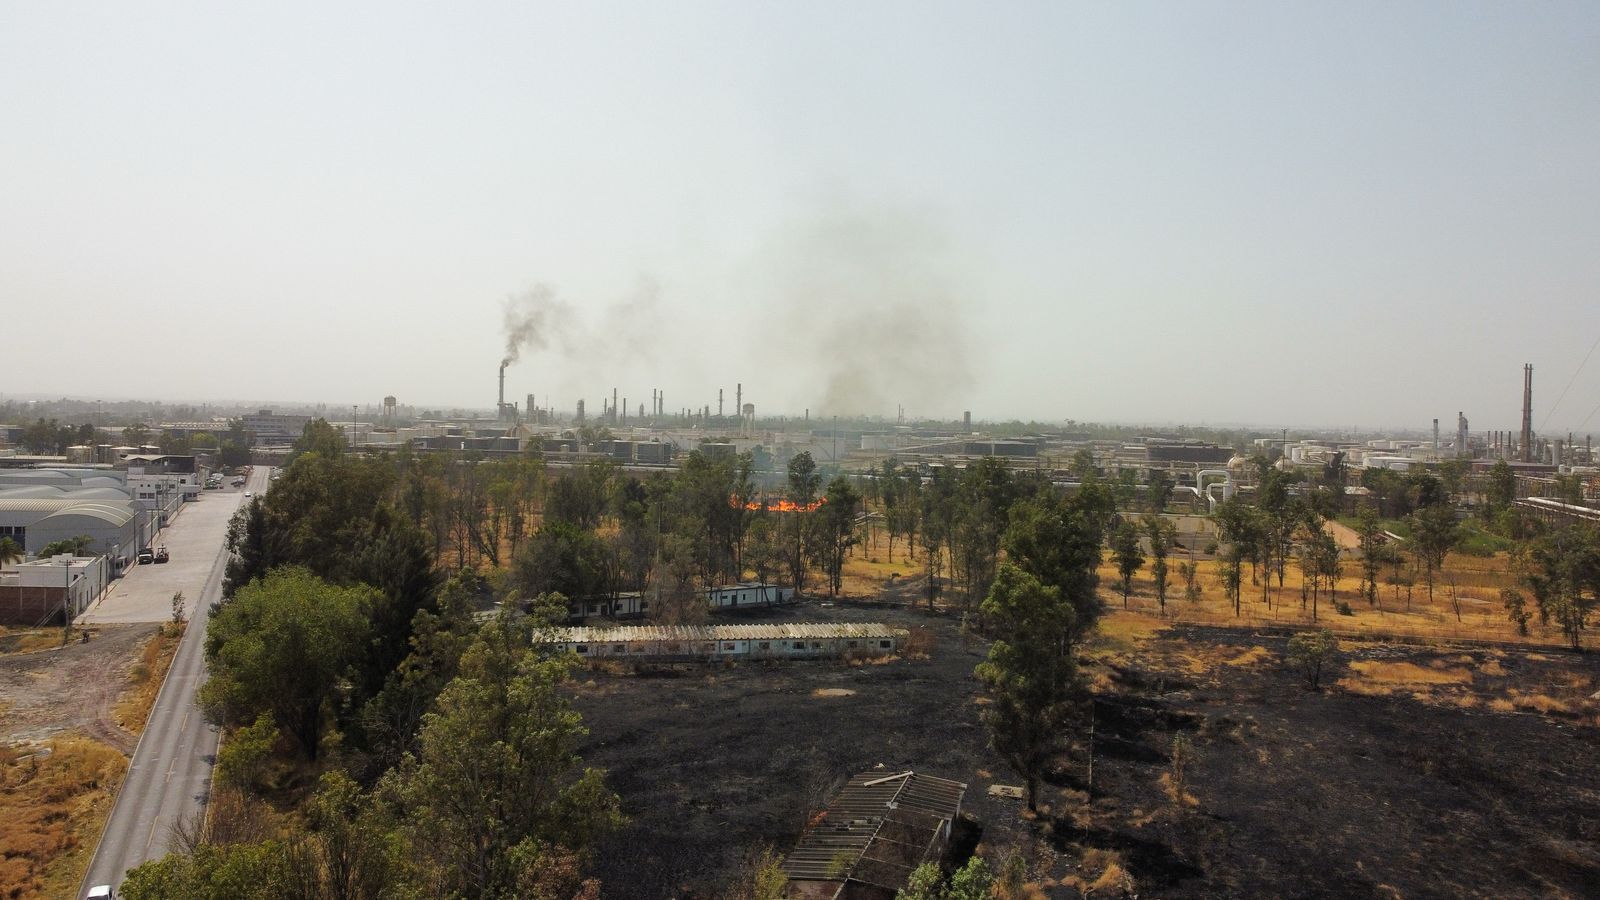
[733,495,824,512]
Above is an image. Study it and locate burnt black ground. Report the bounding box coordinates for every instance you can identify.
[1082,625,1600,900]
[570,605,1600,899]
[570,603,1018,899]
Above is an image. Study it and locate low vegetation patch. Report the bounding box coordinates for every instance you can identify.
[113,625,183,736]
[0,629,69,657]
[1339,659,1472,696]
[0,737,128,899]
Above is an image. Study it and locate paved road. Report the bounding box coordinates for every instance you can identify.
[79,466,271,897]
[81,481,251,625]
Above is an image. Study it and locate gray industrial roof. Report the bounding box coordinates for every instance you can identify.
[38,504,136,527]
[0,498,139,521]
[0,485,69,498]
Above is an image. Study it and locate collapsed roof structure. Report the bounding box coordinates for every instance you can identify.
[782,771,968,899]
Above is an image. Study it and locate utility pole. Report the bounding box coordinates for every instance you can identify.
[60,557,72,645]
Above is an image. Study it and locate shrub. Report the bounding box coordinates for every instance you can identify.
[1285,629,1337,689]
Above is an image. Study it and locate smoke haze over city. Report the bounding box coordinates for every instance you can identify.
[3,3,1599,430]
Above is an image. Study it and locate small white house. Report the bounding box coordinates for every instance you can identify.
[705,582,795,609]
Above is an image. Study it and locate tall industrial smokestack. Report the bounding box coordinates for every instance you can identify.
[718,389,724,418]
[736,383,742,420]
[1432,418,1439,452]
[498,364,506,411]
[1521,363,1534,463]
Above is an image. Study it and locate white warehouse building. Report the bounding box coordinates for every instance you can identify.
[541,622,909,662]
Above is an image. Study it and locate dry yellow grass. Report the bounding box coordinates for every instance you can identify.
[0,737,128,899]
[1506,689,1574,716]
[1221,646,1272,667]
[1346,660,1473,685]
[1063,848,1136,898]
[0,629,70,655]
[1337,660,1474,698]
[1088,552,1574,649]
[113,625,183,736]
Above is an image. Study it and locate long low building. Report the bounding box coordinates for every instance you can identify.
[783,771,968,899]
[540,622,908,661]
[568,582,798,621]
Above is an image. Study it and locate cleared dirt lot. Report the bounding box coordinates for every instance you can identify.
[0,625,159,753]
[572,602,1600,899]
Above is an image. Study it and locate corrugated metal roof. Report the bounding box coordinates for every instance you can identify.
[781,772,968,886]
[0,486,69,497]
[541,622,908,644]
[0,498,97,512]
[38,504,136,527]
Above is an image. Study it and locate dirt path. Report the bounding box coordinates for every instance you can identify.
[0,624,156,752]
[1324,518,1362,550]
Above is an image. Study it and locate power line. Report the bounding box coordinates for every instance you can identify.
[1578,395,1600,432]
[1541,330,1600,430]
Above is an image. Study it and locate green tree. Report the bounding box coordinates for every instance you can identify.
[380,618,622,898]
[1003,491,1105,645]
[1069,448,1096,480]
[121,422,153,447]
[21,417,68,454]
[1554,473,1586,506]
[120,840,297,900]
[302,771,418,900]
[1407,504,1460,604]
[294,418,347,458]
[1110,520,1145,608]
[975,564,1077,811]
[736,847,788,900]
[220,419,254,468]
[1521,524,1600,651]
[1285,629,1337,689]
[897,856,996,900]
[1310,528,1341,621]
[38,534,94,557]
[0,536,23,566]
[1486,459,1516,513]
[816,476,862,597]
[786,451,822,593]
[1501,588,1532,636]
[512,522,610,606]
[1146,469,1175,513]
[1144,515,1177,613]
[202,568,374,760]
[360,570,480,770]
[898,863,944,900]
[1355,506,1384,607]
[215,712,280,792]
[1220,544,1245,616]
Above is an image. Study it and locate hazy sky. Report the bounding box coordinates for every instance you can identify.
[4,2,1599,431]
